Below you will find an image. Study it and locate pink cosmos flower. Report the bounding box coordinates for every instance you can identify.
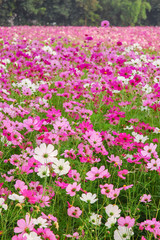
[100,184,114,197]
[101,20,110,27]
[37,228,57,240]
[14,215,34,234]
[108,188,121,200]
[68,169,81,182]
[12,234,27,240]
[66,232,79,239]
[21,189,37,204]
[118,169,129,179]
[23,116,43,132]
[147,158,160,171]
[41,212,57,222]
[38,84,49,93]
[46,108,61,121]
[141,237,147,240]
[67,206,82,218]
[107,155,122,168]
[140,194,151,203]
[14,180,28,193]
[118,216,135,228]
[141,143,157,158]
[86,166,110,181]
[66,182,81,196]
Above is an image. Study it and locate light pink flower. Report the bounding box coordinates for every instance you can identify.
[141,143,157,158]
[140,194,151,203]
[66,182,81,196]
[14,215,34,234]
[86,166,110,181]
[118,216,135,228]
[147,158,160,171]
[67,206,82,218]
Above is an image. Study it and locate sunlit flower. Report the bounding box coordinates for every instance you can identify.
[80,192,98,204]
[0,198,8,212]
[114,226,134,240]
[8,194,25,203]
[37,165,50,178]
[105,204,121,218]
[34,143,58,164]
[52,158,70,176]
[105,216,117,228]
[89,213,102,225]
[14,215,34,234]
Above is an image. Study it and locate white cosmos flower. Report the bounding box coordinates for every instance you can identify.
[105,204,121,218]
[34,143,58,164]
[132,132,149,143]
[80,192,98,204]
[0,198,8,211]
[114,226,134,240]
[23,232,42,240]
[33,217,48,228]
[52,158,70,176]
[89,213,102,226]
[8,193,25,203]
[37,165,50,178]
[105,216,117,228]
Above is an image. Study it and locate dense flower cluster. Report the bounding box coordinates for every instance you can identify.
[0,25,159,239]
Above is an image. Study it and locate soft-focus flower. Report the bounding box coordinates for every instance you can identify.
[67,206,82,218]
[33,217,48,228]
[23,232,42,240]
[101,20,110,28]
[89,213,102,226]
[105,204,121,218]
[86,166,110,181]
[114,226,134,240]
[37,165,50,178]
[66,182,81,196]
[118,216,135,228]
[140,194,151,203]
[0,198,8,211]
[14,215,34,234]
[118,169,129,179]
[8,194,25,203]
[105,216,117,228]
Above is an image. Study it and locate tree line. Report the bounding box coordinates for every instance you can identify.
[0,0,160,27]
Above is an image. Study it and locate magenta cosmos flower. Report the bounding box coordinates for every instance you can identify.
[101,20,110,27]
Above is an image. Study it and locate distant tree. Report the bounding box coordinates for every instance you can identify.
[146,0,160,25]
[13,0,45,25]
[0,0,16,26]
[40,0,75,26]
[98,0,151,26]
[75,0,100,25]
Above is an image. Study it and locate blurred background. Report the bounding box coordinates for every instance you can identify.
[0,0,159,26]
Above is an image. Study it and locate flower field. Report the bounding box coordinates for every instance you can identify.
[0,26,160,240]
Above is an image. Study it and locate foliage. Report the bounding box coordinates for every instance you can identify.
[0,0,158,28]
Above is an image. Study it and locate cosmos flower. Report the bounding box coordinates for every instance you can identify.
[52,158,70,176]
[80,192,98,204]
[33,143,58,164]
[89,213,102,226]
[101,20,110,27]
